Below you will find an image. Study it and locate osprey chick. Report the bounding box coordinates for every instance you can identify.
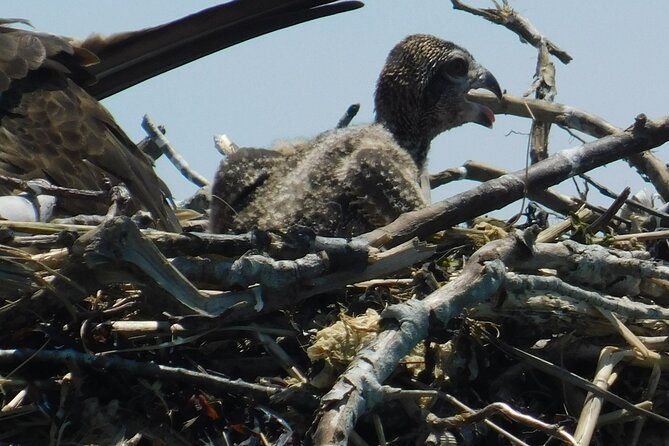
[210,34,502,237]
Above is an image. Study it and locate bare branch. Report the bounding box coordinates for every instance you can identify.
[142,114,209,187]
[430,160,580,215]
[528,41,556,163]
[362,116,669,248]
[427,402,576,445]
[470,91,669,201]
[450,0,572,63]
[0,347,279,398]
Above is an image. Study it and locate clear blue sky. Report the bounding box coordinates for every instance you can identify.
[6,1,669,217]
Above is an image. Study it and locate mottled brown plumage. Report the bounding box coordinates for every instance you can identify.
[0,22,180,231]
[210,34,502,237]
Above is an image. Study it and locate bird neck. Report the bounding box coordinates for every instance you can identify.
[397,135,430,170]
[377,119,431,171]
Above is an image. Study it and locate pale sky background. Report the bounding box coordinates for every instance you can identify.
[6,1,669,218]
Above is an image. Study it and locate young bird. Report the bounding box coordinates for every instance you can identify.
[210,34,502,237]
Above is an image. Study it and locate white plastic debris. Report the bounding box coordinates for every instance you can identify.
[0,194,57,222]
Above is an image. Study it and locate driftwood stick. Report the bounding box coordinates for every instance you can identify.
[171,252,329,289]
[71,217,215,315]
[73,236,428,327]
[472,240,669,334]
[470,91,669,201]
[362,116,669,248]
[450,0,572,64]
[511,240,657,298]
[149,229,273,257]
[532,240,654,282]
[528,41,556,163]
[430,160,580,215]
[76,220,363,320]
[0,218,374,268]
[216,238,435,324]
[141,114,209,187]
[0,348,279,398]
[504,272,669,319]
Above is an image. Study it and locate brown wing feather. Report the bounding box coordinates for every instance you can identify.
[0,24,180,231]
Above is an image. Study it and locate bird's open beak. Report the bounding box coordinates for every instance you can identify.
[472,69,503,100]
[464,68,502,128]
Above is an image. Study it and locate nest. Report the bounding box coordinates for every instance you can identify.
[0,203,668,445]
[3,1,669,445]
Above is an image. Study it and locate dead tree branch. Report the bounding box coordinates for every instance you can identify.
[527,41,556,163]
[430,160,581,215]
[450,0,572,63]
[470,91,669,202]
[469,90,618,137]
[312,236,516,445]
[362,115,669,248]
[142,115,209,187]
[0,348,279,398]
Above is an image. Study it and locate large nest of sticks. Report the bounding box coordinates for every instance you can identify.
[2,2,669,446]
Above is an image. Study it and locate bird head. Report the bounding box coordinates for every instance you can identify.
[374,34,502,169]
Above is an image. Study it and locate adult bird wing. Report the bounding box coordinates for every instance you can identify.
[0,23,182,231]
[76,0,364,99]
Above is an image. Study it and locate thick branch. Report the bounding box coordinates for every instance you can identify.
[430,160,580,215]
[216,238,435,324]
[362,116,669,247]
[470,91,669,201]
[312,236,519,445]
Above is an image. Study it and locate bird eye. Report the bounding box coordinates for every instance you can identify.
[444,57,468,78]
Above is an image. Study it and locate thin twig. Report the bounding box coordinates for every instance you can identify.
[450,0,572,63]
[141,114,209,187]
[0,348,280,398]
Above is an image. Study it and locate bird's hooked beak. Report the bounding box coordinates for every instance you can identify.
[464,68,502,128]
